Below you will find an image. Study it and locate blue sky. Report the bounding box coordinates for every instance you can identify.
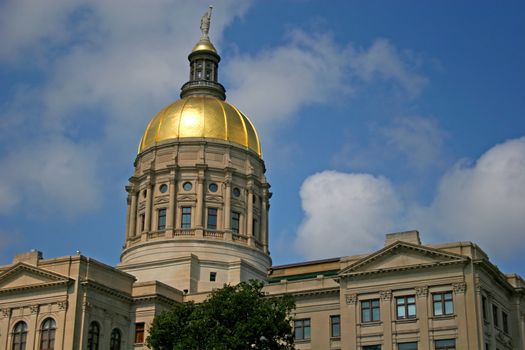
[1,1,524,277]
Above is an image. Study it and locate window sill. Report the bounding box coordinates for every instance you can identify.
[295,339,311,343]
[431,314,455,320]
[360,321,382,327]
[395,318,418,324]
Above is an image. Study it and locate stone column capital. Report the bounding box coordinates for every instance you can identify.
[345,293,357,305]
[380,290,392,301]
[415,286,429,298]
[453,282,467,294]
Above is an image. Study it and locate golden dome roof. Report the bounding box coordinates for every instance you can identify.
[139,95,261,156]
[191,39,217,54]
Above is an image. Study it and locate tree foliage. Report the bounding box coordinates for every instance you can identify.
[147,280,295,350]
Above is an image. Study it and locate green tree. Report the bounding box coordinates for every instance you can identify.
[147,280,295,350]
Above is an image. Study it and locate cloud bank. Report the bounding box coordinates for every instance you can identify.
[296,137,525,260]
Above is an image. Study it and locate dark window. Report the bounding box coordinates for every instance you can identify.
[330,315,340,337]
[363,346,381,350]
[182,182,192,191]
[294,319,310,340]
[361,299,380,322]
[207,208,217,230]
[232,187,241,197]
[110,328,121,350]
[40,318,56,350]
[181,207,191,229]
[87,322,100,350]
[210,271,217,282]
[208,183,218,192]
[502,312,509,333]
[435,339,456,350]
[12,321,27,350]
[134,322,145,344]
[482,296,488,320]
[433,292,454,316]
[252,218,258,237]
[398,342,417,350]
[231,211,240,233]
[140,214,145,232]
[493,305,499,327]
[396,296,416,319]
[157,208,166,230]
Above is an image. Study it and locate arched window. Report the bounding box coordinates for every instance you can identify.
[40,318,56,350]
[87,322,100,350]
[12,321,28,350]
[110,328,121,350]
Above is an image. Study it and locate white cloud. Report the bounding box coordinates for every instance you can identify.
[225,33,427,132]
[413,136,525,257]
[296,137,525,261]
[294,171,404,259]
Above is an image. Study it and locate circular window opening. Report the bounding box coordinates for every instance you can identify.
[232,187,241,197]
[183,182,193,191]
[159,184,168,193]
[209,183,218,193]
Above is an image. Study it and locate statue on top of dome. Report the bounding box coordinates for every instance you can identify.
[200,5,213,40]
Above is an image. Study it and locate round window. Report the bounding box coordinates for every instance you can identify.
[232,187,241,197]
[183,182,193,191]
[159,184,168,193]
[208,183,218,193]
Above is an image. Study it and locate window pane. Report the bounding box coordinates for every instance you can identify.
[397,305,405,318]
[408,304,416,317]
[362,300,370,308]
[399,342,418,350]
[407,296,415,303]
[372,308,380,321]
[434,301,443,316]
[363,309,371,322]
[445,301,454,315]
[372,300,380,307]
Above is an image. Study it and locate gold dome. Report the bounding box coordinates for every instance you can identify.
[192,39,217,54]
[139,95,261,156]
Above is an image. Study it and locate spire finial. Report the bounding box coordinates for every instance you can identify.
[200,5,213,40]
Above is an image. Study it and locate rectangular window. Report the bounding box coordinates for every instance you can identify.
[363,346,381,350]
[207,207,217,230]
[330,315,340,337]
[140,214,145,232]
[435,339,456,350]
[181,207,191,229]
[398,342,417,350]
[210,271,216,282]
[502,312,509,333]
[252,218,258,237]
[294,319,311,340]
[433,292,454,316]
[396,296,416,319]
[157,208,166,230]
[231,211,240,233]
[361,299,380,322]
[134,322,145,344]
[482,296,488,320]
[492,305,499,327]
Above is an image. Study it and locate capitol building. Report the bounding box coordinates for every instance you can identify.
[0,13,524,350]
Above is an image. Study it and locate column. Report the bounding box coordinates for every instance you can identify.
[0,308,11,350]
[224,173,232,240]
[166,171,176,237]
[27,305,39,350]
[129,188,137,238]
[125,193,131,239]
[195,169,205,238]
[247,182,254,246]
[415,286,430,350]
[143,183,152,240]
[453,282,469,347]
[261,188,269,253]
[380,290,393,350]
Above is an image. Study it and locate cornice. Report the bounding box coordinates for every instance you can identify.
[80,279,132,303]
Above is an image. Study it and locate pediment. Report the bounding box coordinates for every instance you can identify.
[339,241,468,277]
[0,263,71,293]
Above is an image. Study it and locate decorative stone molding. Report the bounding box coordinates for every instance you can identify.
[1,308,10,318]
[380,290,392,301]
[30,305,39,314]
[345,294,357,305]
[415,286,429,298]
[57,301,68,311]
[453,282,467,294]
